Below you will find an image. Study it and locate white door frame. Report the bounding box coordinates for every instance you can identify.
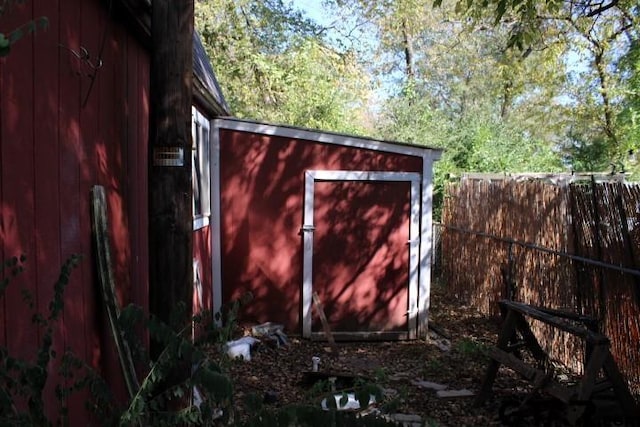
[301,170,421,339]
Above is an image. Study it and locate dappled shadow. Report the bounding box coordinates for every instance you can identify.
[219,130,422,334]
[441,178,640,394]
[312,180,410,332]
[1,0,150,419]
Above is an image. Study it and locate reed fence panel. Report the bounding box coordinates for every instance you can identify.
[440,177,640,394]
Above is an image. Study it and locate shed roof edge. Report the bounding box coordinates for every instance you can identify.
[213,117,443,160]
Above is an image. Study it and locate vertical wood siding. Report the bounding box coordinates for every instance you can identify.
[218,129,423,334]
[0,0,150,422]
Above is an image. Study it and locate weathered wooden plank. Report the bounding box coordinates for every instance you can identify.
[475,308,518,406]
[1,0,37,361]
[499,300,609,344]
[488,347,538,381]
[513,312,549,364]
[33,0,63,418]
[312,291,338,354]
[602,353,640,417]
[90,185,140,399]
[530,305,598,328]
[309,331,410,342]
[566,344,610,425]
[58,0,87,421]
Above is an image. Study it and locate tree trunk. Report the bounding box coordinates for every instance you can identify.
[149,0,194,331]
[594,50,619,150]
[402,18,414,81]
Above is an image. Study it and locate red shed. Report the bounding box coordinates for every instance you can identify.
[0,0,228,422]
[211,119,442,340]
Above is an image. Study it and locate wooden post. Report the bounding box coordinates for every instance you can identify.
[149,1,194,331]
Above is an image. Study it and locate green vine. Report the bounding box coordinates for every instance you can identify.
[0,0,48,56]
[116,303,233,426]
[0,254,101,426]
[1,257,410,426]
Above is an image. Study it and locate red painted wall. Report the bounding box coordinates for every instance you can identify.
[218,129,422,334]
[0,0,149,422]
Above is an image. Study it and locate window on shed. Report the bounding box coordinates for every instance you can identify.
[192,107,210,229]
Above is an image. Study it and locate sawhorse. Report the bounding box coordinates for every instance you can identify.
[475,300,639,425]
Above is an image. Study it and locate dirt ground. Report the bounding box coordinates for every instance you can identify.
[209,282,536,426]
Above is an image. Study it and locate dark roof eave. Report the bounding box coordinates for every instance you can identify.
[193,76,231,116]
[115,0,230,116]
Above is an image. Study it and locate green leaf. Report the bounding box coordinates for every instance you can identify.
[339,392,349,407]
[0,33,9,56]
[355,389,371,408]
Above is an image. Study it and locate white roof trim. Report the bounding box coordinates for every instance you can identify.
[213,118,442,160]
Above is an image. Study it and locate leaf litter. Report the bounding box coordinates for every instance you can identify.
[206,283,531,426]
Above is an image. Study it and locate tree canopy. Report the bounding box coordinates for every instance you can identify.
[195,0,372,134]
[194,0,640,183]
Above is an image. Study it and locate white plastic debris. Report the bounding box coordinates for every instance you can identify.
[312,356,321,372]
[225,336,259,361]
[320,393,376,411]
[251,322,289,346]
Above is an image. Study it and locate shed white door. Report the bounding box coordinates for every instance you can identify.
[301,170,421,340]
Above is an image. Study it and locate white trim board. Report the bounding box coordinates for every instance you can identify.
[213,117,443,161]
[301,170,421,339]
[211,119,440,337]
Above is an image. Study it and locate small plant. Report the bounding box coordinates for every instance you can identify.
[116,302,234,426]
[454,337,488,360]
[423,357,445,376]
[372,366,389,383]
[0,254,100,426]
[380,384,407,413]
[0,0,49,56]
[212,291,253,346]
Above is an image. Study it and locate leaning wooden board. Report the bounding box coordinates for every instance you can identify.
[90,185,140,398]
[312,291,338,354]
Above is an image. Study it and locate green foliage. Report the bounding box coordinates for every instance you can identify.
[371,366,389,383]
[0,254,103,426]
[0,254,26,293]
[116,303,233,426]
[239,403,399,427]
[618,39,640,180]
[378,78,564,218]
[0,255,236,426]
[453,337,488,361]
[422,357,444,377]
[0,1,48,57]
[195,0,372,134]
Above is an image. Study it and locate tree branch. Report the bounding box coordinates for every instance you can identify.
[585,0,619,17]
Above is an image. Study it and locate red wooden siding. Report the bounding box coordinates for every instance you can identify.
[218,129,422,333]
[1,0,149,422]
[312,180,411,333]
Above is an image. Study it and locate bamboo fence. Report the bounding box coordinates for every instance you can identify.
[440,176,640,395]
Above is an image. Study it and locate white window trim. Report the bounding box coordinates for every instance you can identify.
[192,107,211,231]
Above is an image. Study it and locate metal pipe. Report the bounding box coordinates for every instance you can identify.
[438,223,640,279]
